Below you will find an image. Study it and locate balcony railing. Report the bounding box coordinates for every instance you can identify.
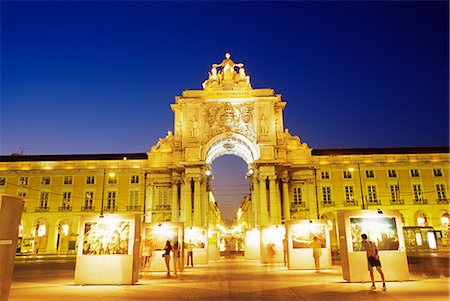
[413,198,428,205]
[436,198,449,204]
[290,202,306,208]
[367,199,381,205]
[81,206,95,212]
[35,206,49,212]
[58,206,72,212]
[126,205,141,211]
[390,199,404,205]
[344,199,358,206]
[103,206,118,212]
[153,204,171,211]
[321,201,335,207]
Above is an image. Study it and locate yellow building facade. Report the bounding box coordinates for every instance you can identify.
[1,53,448,254]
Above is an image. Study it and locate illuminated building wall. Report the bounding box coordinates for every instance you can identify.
[0,54,448,254]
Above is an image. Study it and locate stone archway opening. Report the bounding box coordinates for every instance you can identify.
[205,133,260,165]
[208,154,250,257]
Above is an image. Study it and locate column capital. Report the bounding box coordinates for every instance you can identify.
[267,175,277,181]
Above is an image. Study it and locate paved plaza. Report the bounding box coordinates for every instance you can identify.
[9,256,449,301]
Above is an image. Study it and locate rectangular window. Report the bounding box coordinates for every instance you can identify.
[345,186,354,203]
[131,175,139,184]
[108,175,117,184]
[154,188,170,210]
[436,184,446,200]
[0,177,5,186]
[322,187,332,204]
[410,169,420,177]
[19,177,28,186]
[343,171,352,179]
[293,187,302,205]
[365,170,375,178]
[40,192,49,208]
[388,170,397,178]
[390,185,399,200]
[62,192,71,208]
[86,176,95,185]
[129,190,139,207]
[41,176,51,185]
[344,186,356,206]
[321,171,329,179]
[413,184,427,204]
[433,169,443,177]
[107,191,116,209]
[367,186,377,204]
[413,184,422,200]
[85,191,94,209]
[64,176,73,185]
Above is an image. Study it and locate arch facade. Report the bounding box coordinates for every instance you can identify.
[147,53,311,230]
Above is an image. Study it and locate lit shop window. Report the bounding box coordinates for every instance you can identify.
[36,224,47,237]
[417,215,427,227]
[441,214,449,227]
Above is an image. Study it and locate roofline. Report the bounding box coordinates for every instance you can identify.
[0,146,448,162]
[0,153,148,162]
[311,146,450,156]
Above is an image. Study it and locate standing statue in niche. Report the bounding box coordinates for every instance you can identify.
[260,114,268,135]
[212,52,243,81]
[191,115,199,138]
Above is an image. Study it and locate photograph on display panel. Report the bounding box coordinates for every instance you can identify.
[350,217,400,251]
[82,220,131,255]
[290,224,326,248]
[186,230,206,248]
[143,226,179,251]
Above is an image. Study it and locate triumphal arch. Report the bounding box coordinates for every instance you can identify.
[147,53,313,229]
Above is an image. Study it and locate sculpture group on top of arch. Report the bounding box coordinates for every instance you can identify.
[202,52,251,90]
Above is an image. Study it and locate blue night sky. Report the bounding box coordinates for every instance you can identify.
[1,1,448,220]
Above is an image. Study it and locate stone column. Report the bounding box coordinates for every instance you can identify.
[251,177,259,228]
[171,180,179,222]
[202,181,208,228]
[282,178,291,221]
[259,175,268,226]
[145,182,154,223]
[194,177,201,227]
[268,175,279,224]
[181,179,191,226]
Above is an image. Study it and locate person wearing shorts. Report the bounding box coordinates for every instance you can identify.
[361,233,386,291]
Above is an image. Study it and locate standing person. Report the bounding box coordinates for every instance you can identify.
[172,241,180,275]
[163,240,172,276]
[361,234,386,291]
[310,236,322,272]
[282,237,288,266]
[186,240,194,267]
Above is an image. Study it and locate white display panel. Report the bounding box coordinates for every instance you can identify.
[337,210,409,282]
[141,222,184,272]
[184,227,208,265]
[74,214,140,285]
[244,229,261,260]
[285,220,332,270]
[260,226,285,263]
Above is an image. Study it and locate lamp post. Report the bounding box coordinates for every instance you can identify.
[100,169,106,218]
[349,163,365,210]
